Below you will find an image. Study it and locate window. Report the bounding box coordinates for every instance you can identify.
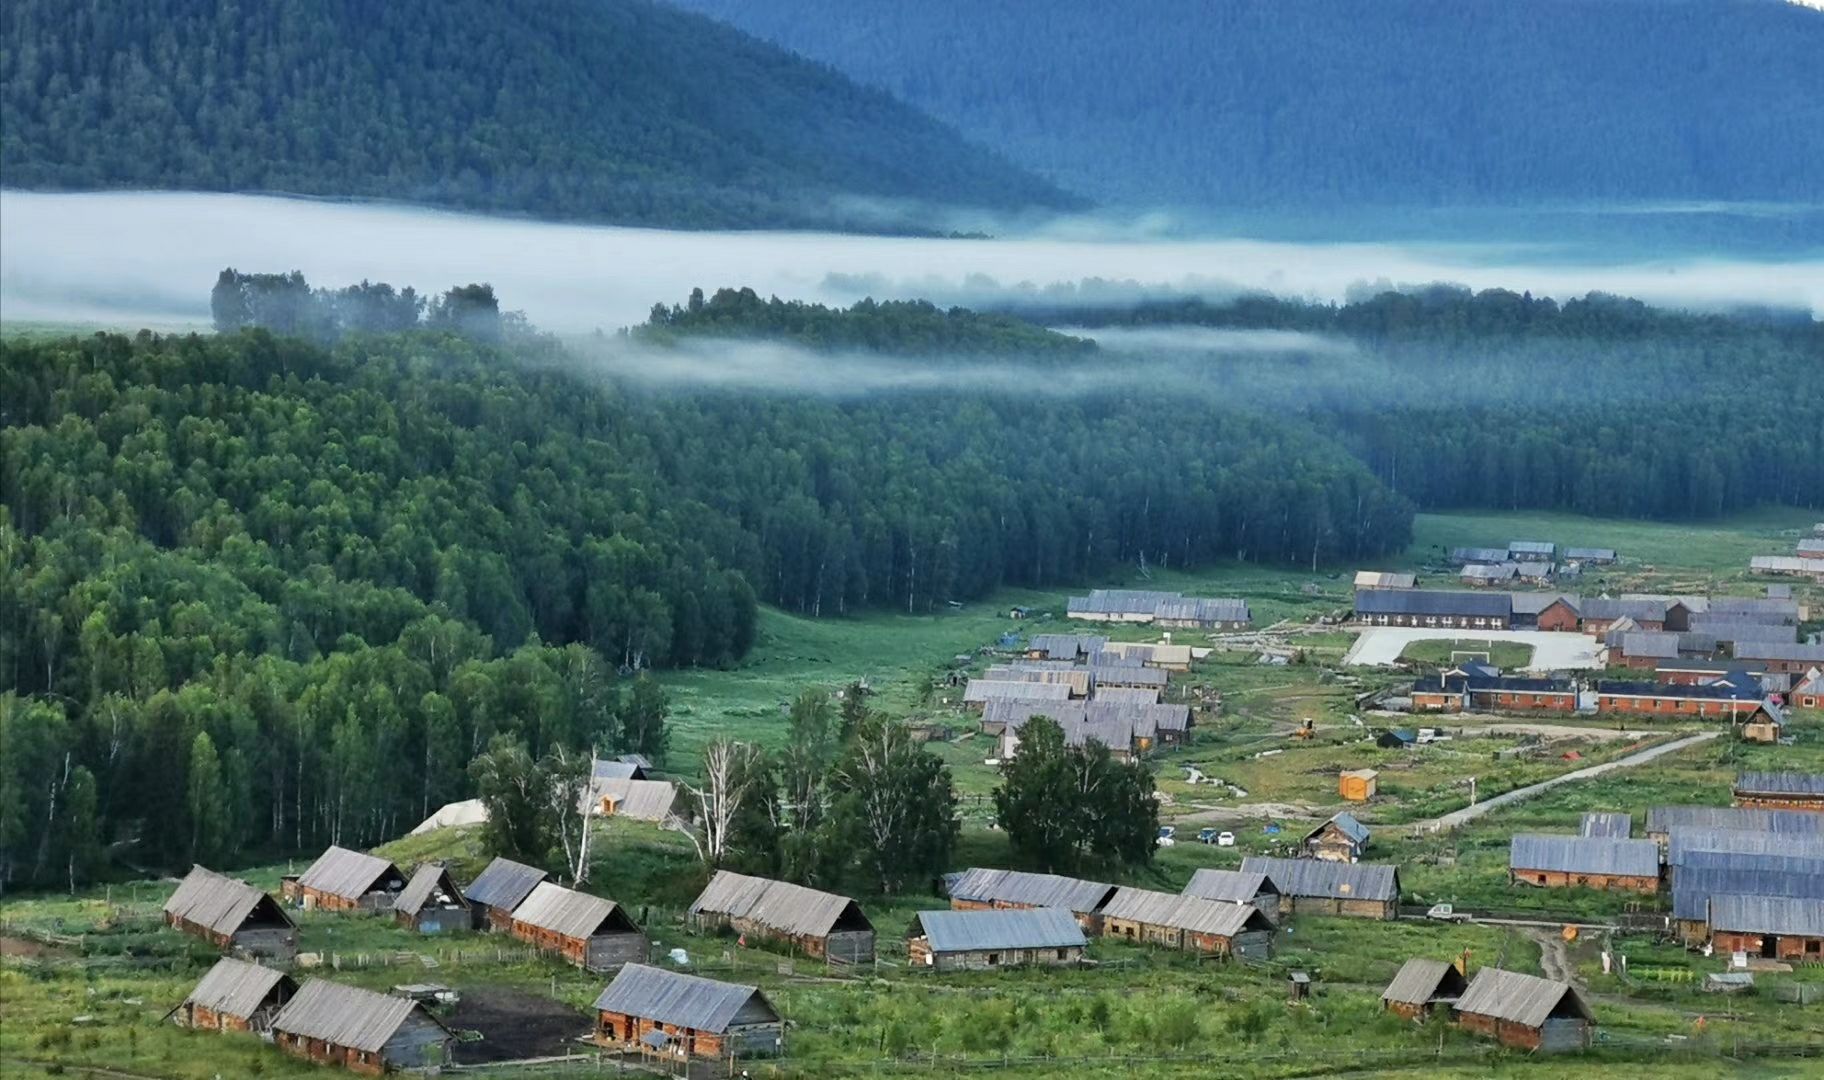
[1057,948,1069,959]
[1537,874,1547,884]
[987,952,1000,965]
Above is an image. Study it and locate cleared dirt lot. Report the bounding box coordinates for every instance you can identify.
[444,985,591,1063]
[1342,627,1602,671]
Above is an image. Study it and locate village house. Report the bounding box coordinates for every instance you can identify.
[1454,968,1595,1052]
[1508,593,1581,632]
[1579,812,1632,839]
[171,957,297,1033]
[592,964,784,1061]
[1509,540,1556,562]
[1181,868,1283,922]
[1354,588,1511,629]
[1578,597,1670,635]
[689,871,875,963]
[1354,571,1417,591]
[1734,641,1824,677]
[1023,633,1107,661]
[1670,863,1824,946]
[271,978,453,1075]
[1410,675,1467,713]
[908,908,1087,971]
[1741,701,1787,744]
[588,777,680,821]
[1086,661,1169,692]
[982,663,1092,698]
[1095,887,1275,958]
[508,881,647,972]
[997,710,1137,761]
[1239,857,1400,919]
[164,866,299,960]
[1096,640,1195,672]
[1710,596,1802,623]
[1304,813,1370,862]
[946,867,1114,930]
[1513,561,1554,586]
[1708,895,1824,963]
[462,856,548,931]
[1656,659,1768,686]
[1449,547,1509,566]
[1734,772,1824,812]
[1338,768,1378,802]
[590,757,650,783]
[1092,685,1164,706]
[1594,680,1771,721]
[392,863,469,934]
[1609,631,1683,669]
[1649,805,1824,847]
[1792,668,1824,710]
[961,679,1074,712]
[285,846,408,913]
[1508,835,1661,892]
[1564,547,1618,565]
[1065,589,1249,629]
[1751,556,1824,582]
[1412,673,1580,715]
[1380,958,1468,1021]
[1460,562,1517,587]
[1800,539,1824,561]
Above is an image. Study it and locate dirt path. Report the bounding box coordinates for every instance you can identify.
[1414,730,1720,832]
[1526,927,1580,986]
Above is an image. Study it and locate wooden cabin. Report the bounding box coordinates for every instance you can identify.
[1304,813,1370,862]
[1508,835,1661,893]
[593,964,784,1060]
[1380,958,1467,1021]
[508,881,647,972]
[172,957,297,1033]
[393,863,469,934]
[589,777,680,822]
[164,866,298,961]
[1791,668,1824,711]
[908,908,1086,971]
[1734,771,1824,812]
[1181,868,1283,922]
[462,856,548,931]
[286,846,408,913]
[946,867,1115,931]
[1096,887,1275,958]
[1338,769,1378,802]
[689,870,875,963]
[271,978,452,1075]
[1455,968,1594,1052]
[1239,857,1399,919]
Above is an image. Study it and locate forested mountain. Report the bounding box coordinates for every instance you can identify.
[673,0,1824,208]
[0,0,1069,230]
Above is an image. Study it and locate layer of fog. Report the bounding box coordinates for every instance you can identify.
[3,190,1822,334]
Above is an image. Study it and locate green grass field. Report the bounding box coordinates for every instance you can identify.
[1399,638,1536,669]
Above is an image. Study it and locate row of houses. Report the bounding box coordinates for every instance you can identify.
[1066,589,1251,629]
[985,699,1194,760]
[1354,588,1804,636]
[1749,536,1824,581]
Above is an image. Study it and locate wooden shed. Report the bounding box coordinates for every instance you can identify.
[1096,886,1275,958]
[1508,835,1661,893]
[1181,868,1283,922]
[272,978,452,1075]
[393,863,469,934]
[462,856,548,931]
[172,957,297,1033]
[286,846,408,913]
[1304,813,1370,862]
[908,908,1086,971]
[1380,958,1467,1020]
[1338,769,1378,802]
[508,881,647,972]
[1734,771,1824,812]
[164,865,299,960]
[945,867,1115,931]
[1455,968,1595,1052]
[593,963,784,1060]
[1239,857,1400,919]
[689,870,875,963]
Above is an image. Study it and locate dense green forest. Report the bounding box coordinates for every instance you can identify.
[676,0,1824,208]
[0,0,1068,230]
[0,283,1410,887]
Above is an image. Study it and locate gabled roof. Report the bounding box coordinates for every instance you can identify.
[1509,835,1660,878]
[1614,632,1680,659]
[592,964,777,1033]
[1354,588,1510,618]
[1382,958,1468,1006]
[1579,813,1632,839]
[1456,968,1593,1027]
[945,868,1113,914]
[1099,887,1274,937]
[963,680,1075,705]
[164,866,293,936]
[1239,857,1399,903]
[1026,633,1108,659]
[184,957,295,1019]
[1355,571,1417,589]
[1667,828,1824,867]
[913,908,1086,952]
[1450,547,1509,564]
[689,871,871,939]
[1508,541,1556,557]
[296,846,401,902]
[272,979,445,1053]
[463,856,548,912]
[1671,866,1824,920]
[511,882,637,940]
[1181,868,1280,904]
[1564,548,1617,561]
[1308,812,1370,846]
[1460,563,1517,582]
[1650,805,1824,838]
[591,758,647,782]
[1708,597,1800,622]
[1735,642,1824,664]
[591,777,679,821]
[394,864,467,918]
[1794,668,1824,695]
[1152,597,1250,624]
[1798,539,1824,556]
[1737,771,1824,798]
[1510,592,1580,616]
[1708,894,1824,938]
[1579,597,1667,622]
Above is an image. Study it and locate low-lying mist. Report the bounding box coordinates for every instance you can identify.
[3,190,1820,334]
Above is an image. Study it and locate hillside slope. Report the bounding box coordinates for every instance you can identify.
[673,0,1824,209]
[0,0,1070,229]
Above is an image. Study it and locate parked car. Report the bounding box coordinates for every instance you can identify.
[1157,825,1176,847]
[1427,903,1471,922]
[1216,831,1236,847]
[1197,827,1219,844]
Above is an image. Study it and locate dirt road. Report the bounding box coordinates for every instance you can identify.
[1414,730,1720,832]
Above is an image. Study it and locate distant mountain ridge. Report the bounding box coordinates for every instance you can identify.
[0,0,1071,229]
[672,0,1824,210]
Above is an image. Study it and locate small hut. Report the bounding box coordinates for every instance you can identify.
[271,978,453,1074]
[172,957,297,1033]
[393,863,470,933]
[508,882,647,971]
[688,870,875,963]
[1304,813,1371,862]
[1338,769,1379,802]
[1455,968,1595,1052]
[463,856,548,931]
[1380,958,1468,1020]
[287,846,408,913]
[164,866,299,960]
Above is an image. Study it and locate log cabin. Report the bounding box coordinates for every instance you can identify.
[688,871,875,963]
[1455,968,1594,1052]
[592,964,784,1061]
[271,979,452,1075]
[171,957,296,1033]
[164,866,298,960]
